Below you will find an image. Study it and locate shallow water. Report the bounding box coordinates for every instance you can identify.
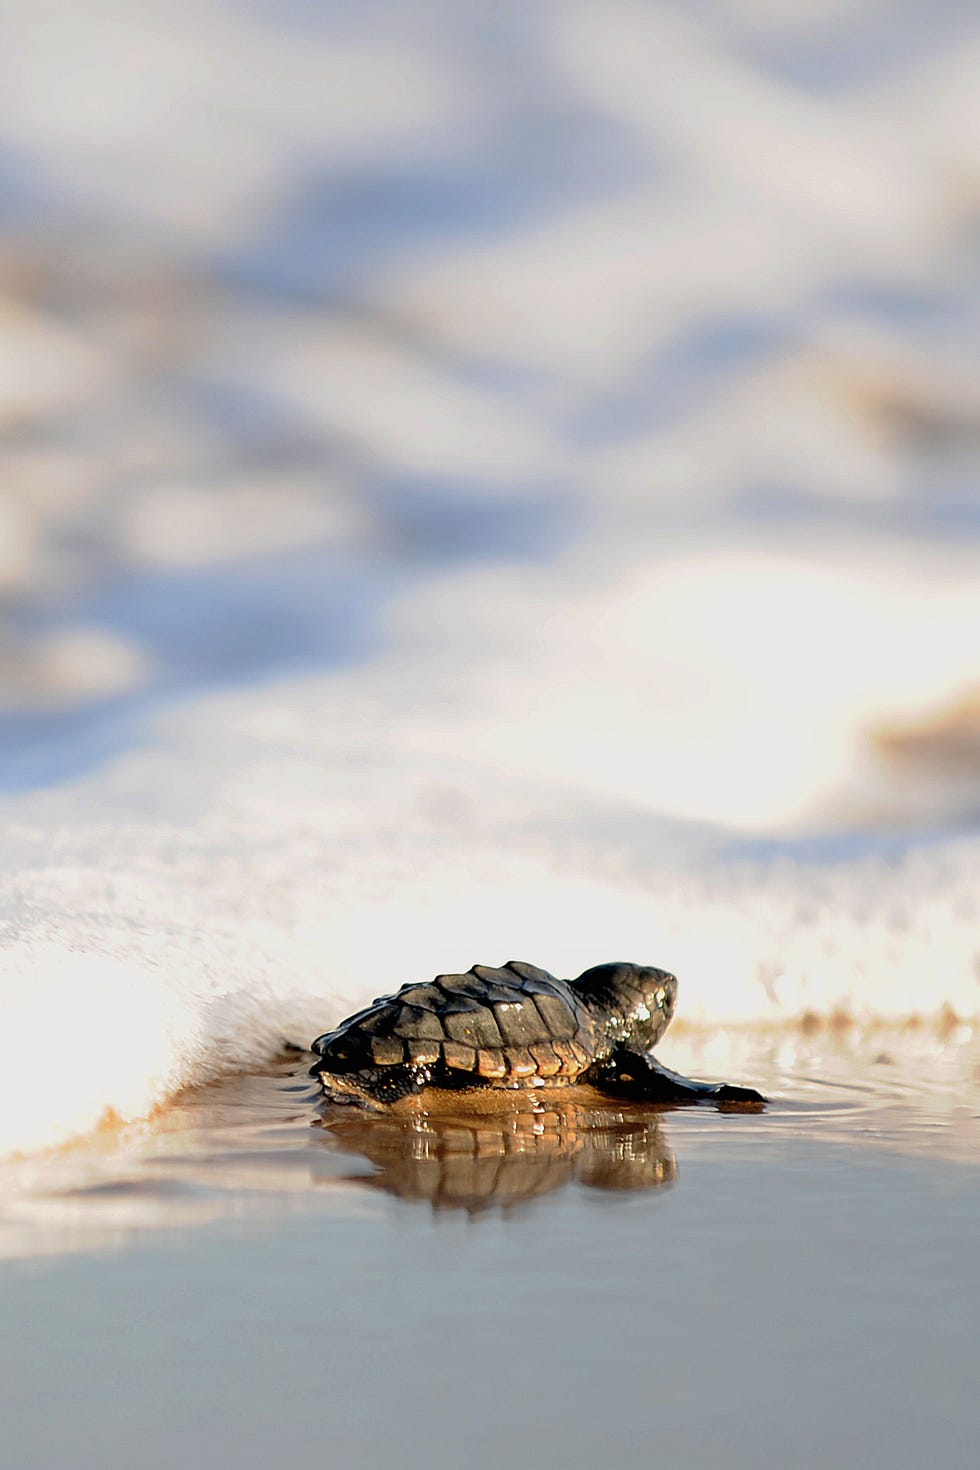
[2,1040,977,1469]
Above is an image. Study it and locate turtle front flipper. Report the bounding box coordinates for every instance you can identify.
[599,1048,766,1106]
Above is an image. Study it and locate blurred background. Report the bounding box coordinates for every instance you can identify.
[0,0,978,829]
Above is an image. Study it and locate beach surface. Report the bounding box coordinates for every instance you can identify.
[0,0,977,1460]
[2,1036,977,1469]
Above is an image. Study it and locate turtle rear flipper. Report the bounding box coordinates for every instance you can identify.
[600,1047,766,1106]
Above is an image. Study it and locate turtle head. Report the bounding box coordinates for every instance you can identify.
[572,962,677,1051]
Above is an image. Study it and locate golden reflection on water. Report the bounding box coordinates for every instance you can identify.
[2,1034,977,1259]
[315,1097,678,1212]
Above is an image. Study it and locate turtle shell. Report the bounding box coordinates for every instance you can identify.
[312,960,602,1086]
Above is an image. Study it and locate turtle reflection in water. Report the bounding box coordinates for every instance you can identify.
[312,960,764,1108]
[319,1101,678,1212]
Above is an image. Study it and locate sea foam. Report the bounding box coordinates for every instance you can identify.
[1,584,977,1159]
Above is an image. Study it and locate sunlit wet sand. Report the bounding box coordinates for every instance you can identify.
[1,1034,976,1469]
[3,1029,976,1246]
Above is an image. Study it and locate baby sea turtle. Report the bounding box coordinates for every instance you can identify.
[311,960,764,1107]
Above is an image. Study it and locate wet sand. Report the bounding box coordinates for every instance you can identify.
[1,1034,977,1470]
